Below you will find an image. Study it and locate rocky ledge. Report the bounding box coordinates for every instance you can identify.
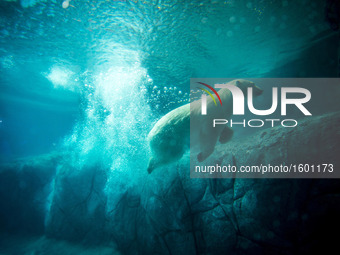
[1,112,340,255]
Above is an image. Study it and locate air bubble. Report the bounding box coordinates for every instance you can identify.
[227,30,233,37]
[246,2,252,9]
[201,17,208,24]
[62,0,70,9]
[309,25,316,34]
[229,16,236,23]
[280,23,286,29]
[216,28,222,36]
[170,139,176,146]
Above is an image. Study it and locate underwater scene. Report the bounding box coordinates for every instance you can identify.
[0,0,340,254]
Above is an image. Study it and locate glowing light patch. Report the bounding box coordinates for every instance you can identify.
[46,66,75,90]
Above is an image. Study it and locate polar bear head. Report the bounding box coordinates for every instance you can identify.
[233,79,263,96]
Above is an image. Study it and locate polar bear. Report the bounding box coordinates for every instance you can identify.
[147,79,263,173]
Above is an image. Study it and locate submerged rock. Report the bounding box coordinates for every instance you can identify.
[1,112,340,254]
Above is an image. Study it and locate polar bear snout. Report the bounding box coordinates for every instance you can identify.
[147,158,156,174]
[147,166,153,174]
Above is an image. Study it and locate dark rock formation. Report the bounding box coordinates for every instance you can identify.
[196,111,340,178]
[1,112,340,254]
[0,153,59,234]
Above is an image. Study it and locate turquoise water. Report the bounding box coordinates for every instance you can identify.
[0,0,336,163]
[0,0,339,254]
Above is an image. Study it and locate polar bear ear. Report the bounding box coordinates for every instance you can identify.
[235,80,246,92]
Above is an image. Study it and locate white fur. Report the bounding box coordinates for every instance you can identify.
[147,79,262,173]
